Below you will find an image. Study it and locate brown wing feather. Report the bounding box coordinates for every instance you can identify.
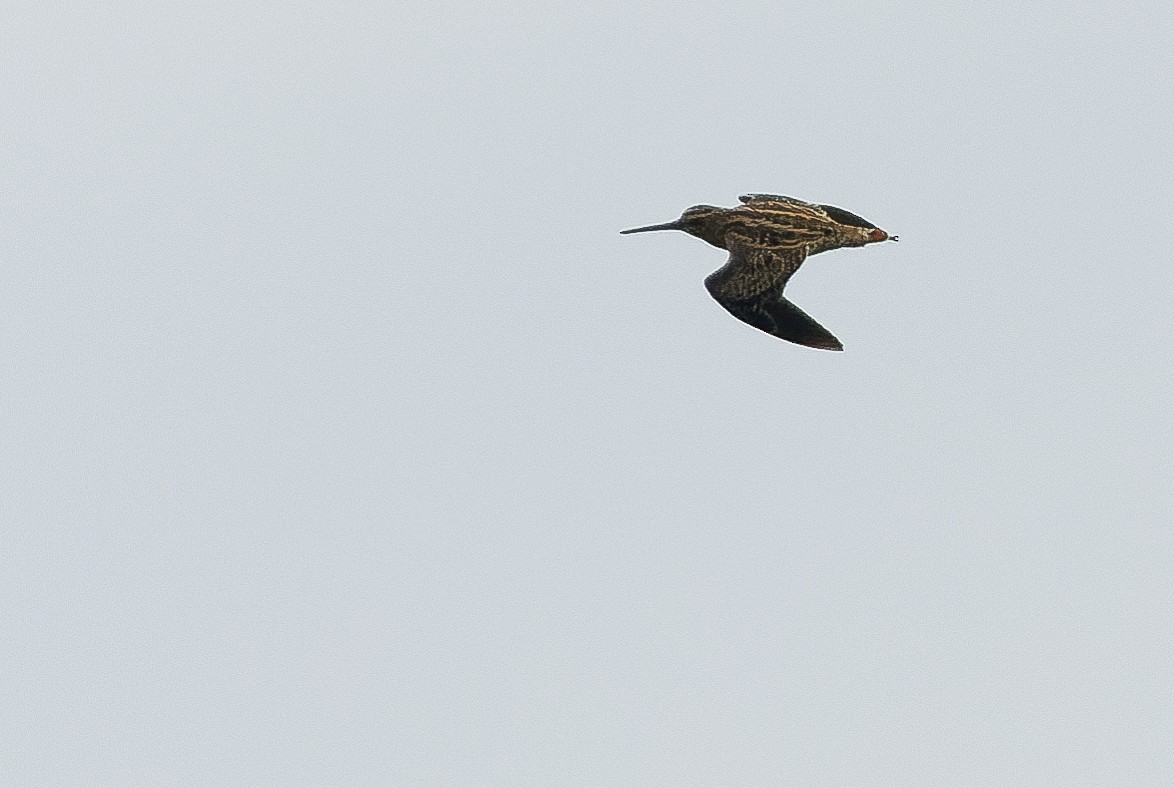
[738,193,818,208]
[704,231,843,351]
[736,195,832,230]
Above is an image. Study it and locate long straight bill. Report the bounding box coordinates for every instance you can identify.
[619,221,683,234]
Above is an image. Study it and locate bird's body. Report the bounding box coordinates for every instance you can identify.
[621,194,896,351]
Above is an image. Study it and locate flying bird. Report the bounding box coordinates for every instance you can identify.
[621,194,897,350]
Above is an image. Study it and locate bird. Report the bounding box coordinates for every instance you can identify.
[621,194,897,351]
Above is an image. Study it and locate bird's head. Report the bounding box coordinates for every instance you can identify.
[620,205,728,245]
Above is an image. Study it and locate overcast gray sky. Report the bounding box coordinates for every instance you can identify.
[3,1,1173,784]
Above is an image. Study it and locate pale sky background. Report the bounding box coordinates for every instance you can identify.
[3,1,1173,784]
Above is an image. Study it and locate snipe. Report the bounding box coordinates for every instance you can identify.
[621,194,896,351]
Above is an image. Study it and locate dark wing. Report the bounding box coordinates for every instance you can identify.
[742,195,879,230]
[817,203,877,229]
[739,193,816,207]
[738,194,831,225]
[703,230,843,351]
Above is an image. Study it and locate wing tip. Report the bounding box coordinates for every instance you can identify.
[800,337,844,351]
